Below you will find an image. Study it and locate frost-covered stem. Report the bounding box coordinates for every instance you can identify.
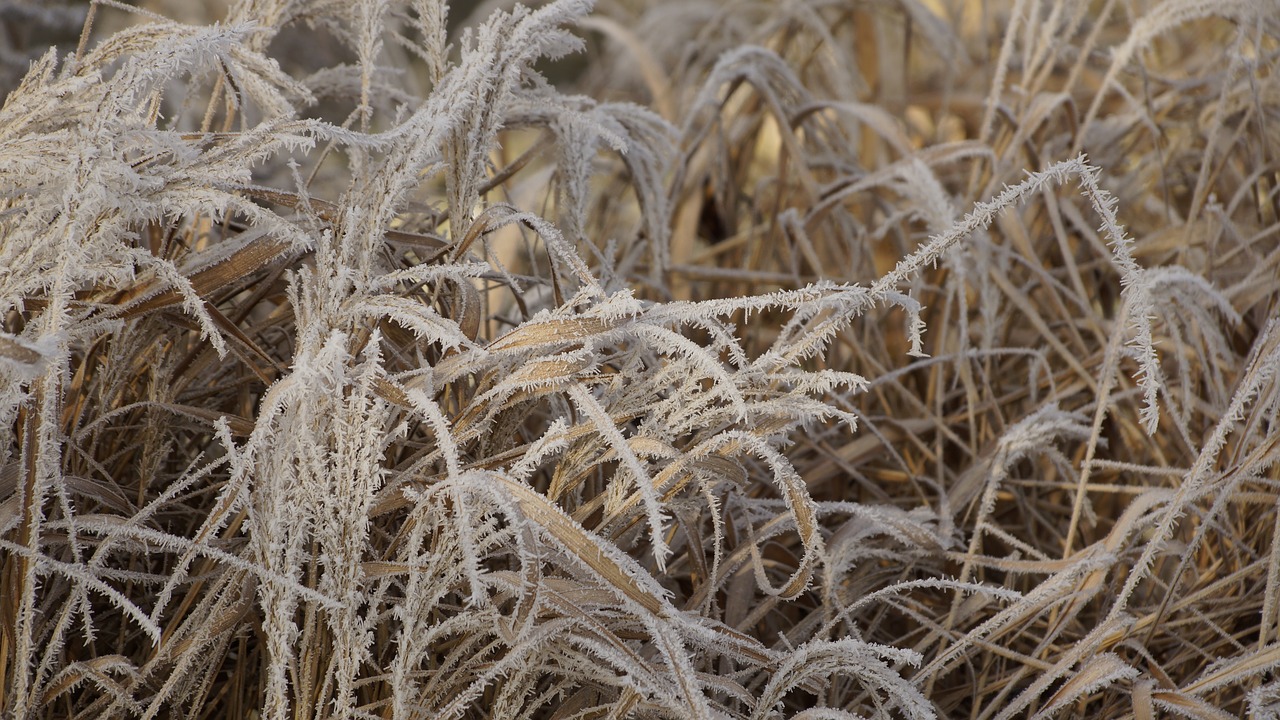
[7,377,57,719]
[8,227,76,718]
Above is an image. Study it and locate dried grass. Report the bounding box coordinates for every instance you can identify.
[2,0,1279,717]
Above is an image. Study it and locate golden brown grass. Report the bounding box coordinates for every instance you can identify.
[2,0,1279,718]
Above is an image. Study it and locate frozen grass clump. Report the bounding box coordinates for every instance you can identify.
[2,0,1279,717]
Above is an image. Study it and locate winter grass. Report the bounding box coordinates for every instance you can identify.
[2,0,1279,717]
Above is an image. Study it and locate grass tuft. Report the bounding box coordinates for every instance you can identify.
[2,0,1279,717]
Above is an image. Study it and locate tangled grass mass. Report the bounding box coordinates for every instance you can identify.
[2,0,1279,717]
